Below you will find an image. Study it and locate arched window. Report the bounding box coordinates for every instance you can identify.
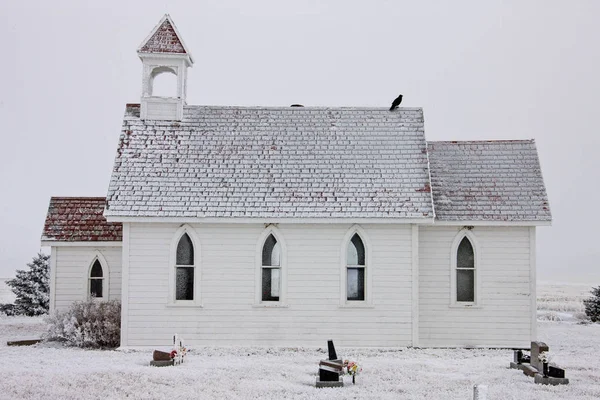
[89,259,104,299]
[347,234,365,301]
[261,234,281,301]
[175,233,195,301]
[456,236,475,302]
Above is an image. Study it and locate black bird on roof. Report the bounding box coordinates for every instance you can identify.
[389,94,403,111]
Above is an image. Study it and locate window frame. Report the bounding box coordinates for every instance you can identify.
[85,251,109,301]
[340,225,373,307]
[168,225,202,307]
[254,226,287,307]
[449,229,481,307]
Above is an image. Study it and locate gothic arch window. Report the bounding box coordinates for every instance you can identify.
[255,227,287,306]
[456,237,475,302]
[89,259,104,299]
[175,232,195,301]
[261,234,281,301]
[346,233,366,301]
[451,231,480,306]
[87,253,109,300]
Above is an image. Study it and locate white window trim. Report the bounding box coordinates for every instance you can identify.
[339,225,373,307]
[168,224,202,307]
[85,250,110,301]
[449,229,481,307]
[254,226,287,307]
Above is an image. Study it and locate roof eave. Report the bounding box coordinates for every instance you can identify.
[104,216,436,224]
[432,220,552,227]
[41,240,123,247]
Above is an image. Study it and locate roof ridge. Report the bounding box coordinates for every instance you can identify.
[50,196,107,200]
[180,105,424,111]
[429,139,534,144]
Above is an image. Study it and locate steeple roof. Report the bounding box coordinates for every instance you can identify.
[137,14,193,63]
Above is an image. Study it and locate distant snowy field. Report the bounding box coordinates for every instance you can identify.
[0,278,15,304]
[1,283,599,400]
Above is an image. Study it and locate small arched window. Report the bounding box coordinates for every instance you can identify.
[175,233,195,301]
[261,234,281,301]
[89,259,104,299]
[347,234,365,301]
[456,237,475,302]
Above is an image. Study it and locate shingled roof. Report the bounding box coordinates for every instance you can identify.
[42,197,122,242]
[137,14,192,59]
[105,105,434,220]
[427,140,551,222]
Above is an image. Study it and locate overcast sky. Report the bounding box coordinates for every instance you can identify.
[1,0,598,283]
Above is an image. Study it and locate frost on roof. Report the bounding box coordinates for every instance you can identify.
[139,18,186,54]
[106,105,434,220]
[42,197,122,242]
[427,140,552,222]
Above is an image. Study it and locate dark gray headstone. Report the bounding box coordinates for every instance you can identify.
[327,340,337,361]
[549,366,566,379]
[319,365,341,381]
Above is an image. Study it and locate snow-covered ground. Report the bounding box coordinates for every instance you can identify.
[1,283,599,400]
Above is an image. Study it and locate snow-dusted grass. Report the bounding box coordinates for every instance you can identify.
[1,283,599,399]
[537,281,592,322]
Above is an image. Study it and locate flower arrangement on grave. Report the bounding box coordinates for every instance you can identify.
[169,346,187,360]
[343,360,362,384]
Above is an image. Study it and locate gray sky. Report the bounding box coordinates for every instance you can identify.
[1,0,598,283]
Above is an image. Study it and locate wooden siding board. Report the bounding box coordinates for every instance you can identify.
[52,246,122,310]
[418,226,532,348]
[125,223,414,347]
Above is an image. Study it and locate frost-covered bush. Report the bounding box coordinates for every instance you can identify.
[583,286,600,322]
[45,300,121,348]
[3,253,49,316]
[537,311,562,322]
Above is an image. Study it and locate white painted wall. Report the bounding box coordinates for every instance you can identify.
[123,223,414,347]
[52,246,122,310]
[419,226,533,348]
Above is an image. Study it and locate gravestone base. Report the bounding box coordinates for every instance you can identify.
[316,377,344,388]
[150,360,174,367]
[509,362,522,370]
[521,365,538,377]
[534,374,569,386]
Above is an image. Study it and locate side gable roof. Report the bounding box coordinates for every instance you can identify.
[105,105,434,221]
[427,140,551,222]
[137,14,193,61]
[42,197,122,242]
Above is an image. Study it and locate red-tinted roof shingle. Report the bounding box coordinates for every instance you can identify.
[42,197,122,242]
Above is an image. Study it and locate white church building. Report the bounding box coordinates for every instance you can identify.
[41,15,551,349]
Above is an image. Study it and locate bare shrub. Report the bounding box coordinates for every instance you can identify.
[45,300,121,348]
[574,312,590,322]
[537,311,562,322]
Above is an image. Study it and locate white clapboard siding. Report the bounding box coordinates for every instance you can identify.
[125,223,414,347]
[53,246,122,310]
[418,226,532,348]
